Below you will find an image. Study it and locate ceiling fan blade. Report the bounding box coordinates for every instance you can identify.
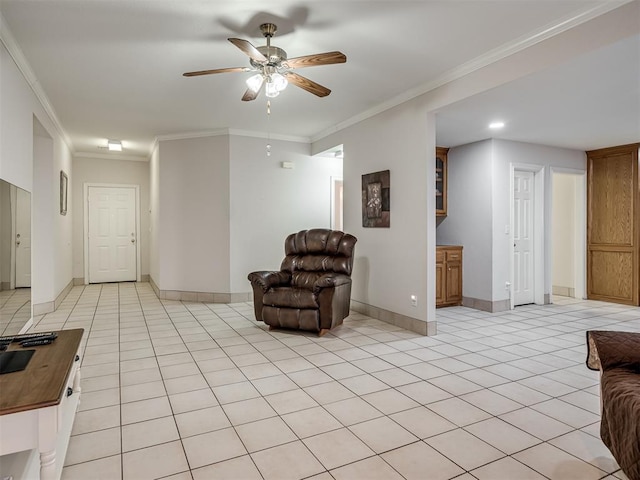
[183,67,249,77]
[285,51,346,69]
[242,79,264,102]
[286,72,331,97]
[242,87,260,102]
[228,38,268,62]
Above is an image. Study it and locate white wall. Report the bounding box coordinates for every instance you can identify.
[150,133,343,295]
[156,136,231,293]
[32,133,55,304]
[72,156,150,281]
[52,133,73,299]
[228,135,342,292]
[552,173,577,291]
[492,139,586,303]
[1,42,73,309]
[313,102,435,331]
[436,140,494,302]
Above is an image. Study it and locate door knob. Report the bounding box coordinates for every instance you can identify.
[131,238,135,244]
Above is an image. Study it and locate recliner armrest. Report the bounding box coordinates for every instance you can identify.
[587,330,640,371]
[313,273,351,294]
[248,271,291,292]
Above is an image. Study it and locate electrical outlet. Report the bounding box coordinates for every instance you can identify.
[410,295,418,307]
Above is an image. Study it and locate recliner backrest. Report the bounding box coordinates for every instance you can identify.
[280,229,357,279]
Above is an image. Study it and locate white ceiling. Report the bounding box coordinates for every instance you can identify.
[0,1,638,158]
[436,33,640,150]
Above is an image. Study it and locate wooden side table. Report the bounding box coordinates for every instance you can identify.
[0,329,83,480]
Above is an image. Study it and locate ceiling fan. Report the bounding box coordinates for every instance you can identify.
[183,23,346,101]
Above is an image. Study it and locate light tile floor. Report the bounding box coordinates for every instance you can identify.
[26,282,639,480]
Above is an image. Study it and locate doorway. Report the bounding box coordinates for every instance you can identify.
[331,176,343,231]
[551,169,586,299]
[84,184,140,284]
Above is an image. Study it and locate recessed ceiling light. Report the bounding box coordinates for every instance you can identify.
[489,121,505,129]
[107,140,122,151]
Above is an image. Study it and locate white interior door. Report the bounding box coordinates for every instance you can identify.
[514,170,535,305]
[88,186,137,283]
[15,187,31,288]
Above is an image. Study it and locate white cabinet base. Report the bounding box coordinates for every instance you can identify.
[0,336,82,480]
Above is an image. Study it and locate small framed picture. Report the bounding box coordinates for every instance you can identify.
[60,170,68,215]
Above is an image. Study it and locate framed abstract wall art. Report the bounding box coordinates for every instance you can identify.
[362,169,390,228]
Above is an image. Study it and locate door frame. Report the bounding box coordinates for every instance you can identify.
[330,176,343,231]
[8,184,17,291]
[550,167,587,300]
[509,163,545,309]
[83,183,141,284]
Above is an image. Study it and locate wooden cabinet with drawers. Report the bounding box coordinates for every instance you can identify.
[436,245,463,307]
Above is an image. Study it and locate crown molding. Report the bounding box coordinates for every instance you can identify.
[151,128,308,155]
[152,129,230,157]
[228,128,309,144]
[155,128,230,142]
[311,0,633,143]
[74,151,148,162]
[0,13,74,153]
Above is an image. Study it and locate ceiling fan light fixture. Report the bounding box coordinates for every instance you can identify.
[271,73,288,92]
[265,78,280,98]
[264,73,288,98]
[246,73,264,92]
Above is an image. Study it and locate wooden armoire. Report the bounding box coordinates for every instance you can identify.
[587,143,640,305]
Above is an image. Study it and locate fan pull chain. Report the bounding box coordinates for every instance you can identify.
[266,100,272,157]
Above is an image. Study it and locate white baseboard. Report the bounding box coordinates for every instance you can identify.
[552,285,575,297]
[350,300,433,336]
[32,279,73,315]
[148,276,251,303]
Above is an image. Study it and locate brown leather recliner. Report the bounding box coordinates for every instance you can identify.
[248,229,357,336]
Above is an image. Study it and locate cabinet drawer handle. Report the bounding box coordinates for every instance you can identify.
[67,387,73,397]
[75,355,80,362]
